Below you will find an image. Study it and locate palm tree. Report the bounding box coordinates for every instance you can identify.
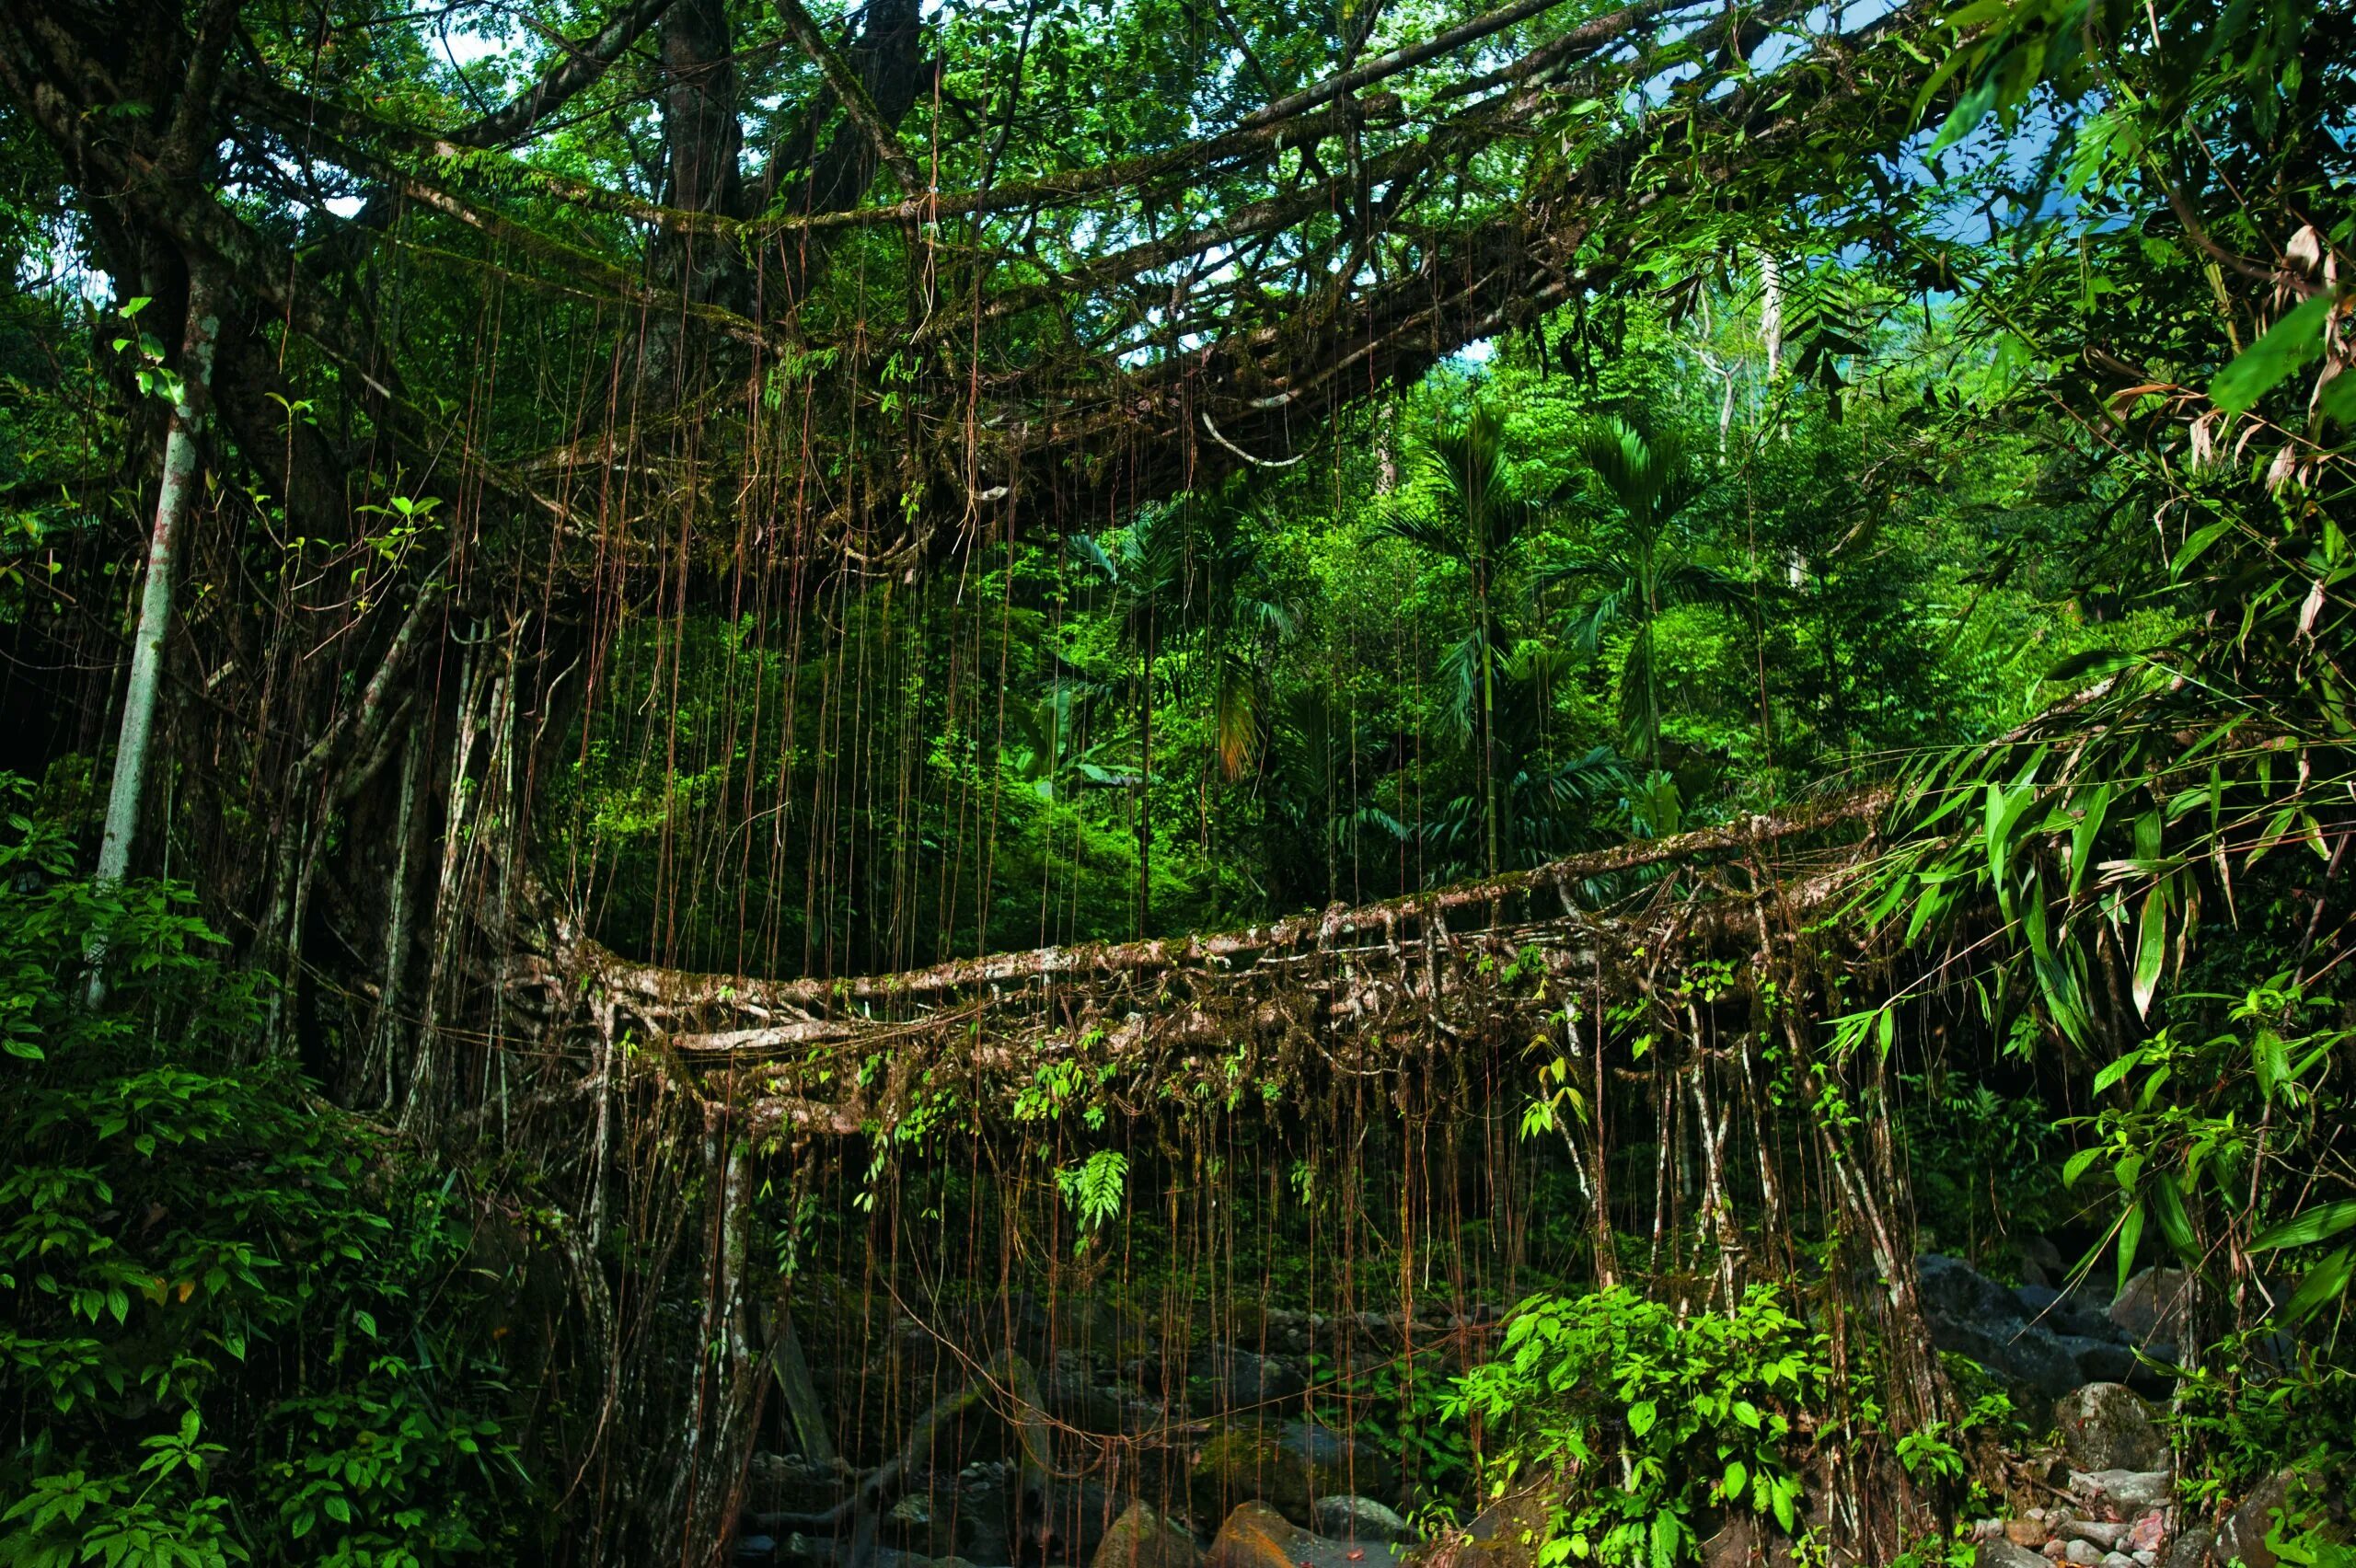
[1063,494,1293,929]
[1373,404,1541,876]
[1541,416,1737,774]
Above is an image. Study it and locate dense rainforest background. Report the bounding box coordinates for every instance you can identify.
[1,0,2352,1561]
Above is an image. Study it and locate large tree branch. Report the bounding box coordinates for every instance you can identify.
[773,0,926,197]
[452,0,679,148]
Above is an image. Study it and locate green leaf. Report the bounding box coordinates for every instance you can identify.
[2279,1248,2353,1324]
[2131,885,2167,1019]
[2170,519,2237,577]
[2211,291,2337,414]
[2252,1200,2356,1252]
[2146,1176,2199,1264]
[2117,1200,2146,1297]
[2093,1048,2143,1096]
[2070,784,2114,895]
[1627,1399,1658,1437]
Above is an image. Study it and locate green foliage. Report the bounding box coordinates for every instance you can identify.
[0,783,530,1564]
[1444,1286,1834,1568]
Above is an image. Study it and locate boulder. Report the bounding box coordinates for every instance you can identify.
[1703,1513,1761,1568]
[1191,1422,1395,1526]
[2102,1555,2138,1568]
[1314,1497,1413,1544]
[956,1461,1016,1565]
[2064,1540,2108,1565]
[1205,1346,1308,1415]
[2056,1386,2167,1474]
[1917,1255,2084,1400]
[2212,1468,2349,1568]
[889,1493,959,1558]
[2017,1285,2120,1343]
[1094,1503,1201,1568]
[1979,1541,2055,1568]
[1207,1503,1397,1568]
[2162,1527,2214,1568]
[2071,1471,2176,1521]
[748,1452,851,1514]
[2060,1338,2143,1388]
[1041,1482,1135,1565]
[2108,1272,2192,1347]
[1448,1483,1561,1568]
[2008,1522,2053,1549]
[2061,1524,2131,1551]
[2021,1235,2068,1288]
[2127,1514,2167,1556]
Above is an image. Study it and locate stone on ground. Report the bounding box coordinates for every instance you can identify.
[1207,1502,1397,1568]
[1094,1502,1201,1568]
[1313,1497,1412,1544]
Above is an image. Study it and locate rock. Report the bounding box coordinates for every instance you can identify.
[2109,1271,2193,1346]
[1979,1540,2055,1568]
[2103,1554,2139,1568]
[2009,1522,2054,1549]
[1452,1483,1562,1568]
[2061,1523,2131,1551]
[1191,1422,1395,1526]
[2071,1472,2176,1521]
[1041,1482,1134,1564]
[1971,1521,2004,1544]
[2057,1386,2168,1474]
[1923,1254,2033,1328]
[889,1493,958,1557]
[735,1536,780,1567]
[2065,1539,2108,1565]
[957,1462,1015,1565]
[1314,1497,1413,1544]
[1094,1503,1201,1568]
[1207,1503,1398,1568]
[2021,1235,2068,1289]
[749,1452,850,1514]
[2212,1467,2350,1568]
[1918,1254,2084,1400]
[2061,1338,2143,1388]
[2162,1527,2214,1568]
[1205,1346,1308,1414]
[2018,1286,2120,1343]
[1702,1514,1761,1568]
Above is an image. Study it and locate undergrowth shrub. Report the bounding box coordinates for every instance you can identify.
[1444,1284,1834,1568]
[0,781,531,1564]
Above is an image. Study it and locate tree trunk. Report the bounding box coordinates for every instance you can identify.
[87,269,222,1002]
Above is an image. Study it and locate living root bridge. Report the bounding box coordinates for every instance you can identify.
[532,790,1891,1140]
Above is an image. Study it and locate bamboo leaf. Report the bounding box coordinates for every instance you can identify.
[2279,1248,2354,1325]
[2131,885,2167,1018]
[2251,1200,2356,1252]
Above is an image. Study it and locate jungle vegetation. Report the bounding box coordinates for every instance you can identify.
[0,0,2350,1562]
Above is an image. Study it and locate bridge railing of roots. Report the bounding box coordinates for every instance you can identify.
[491,789,1966,1567]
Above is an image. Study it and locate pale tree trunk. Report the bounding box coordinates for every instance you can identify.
[1758,250,1784,381]
[87,271,222,1004]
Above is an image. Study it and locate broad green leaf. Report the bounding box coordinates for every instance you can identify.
[2251,1200,2356,1252]
[2279,1247,2354,1324]
[2211,291,2337,415]
[2146,1176,2198,1264]
[2131,884,2167,1018]
[2070,783,2113,895]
